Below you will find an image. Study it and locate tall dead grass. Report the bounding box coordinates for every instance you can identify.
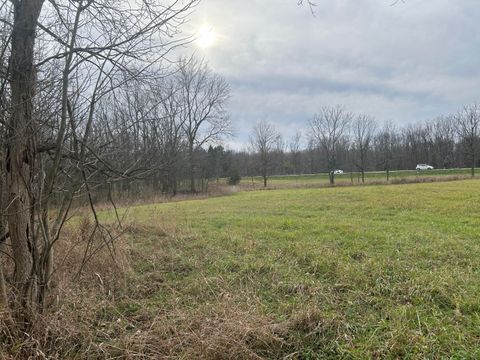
[0,218,305,359]
[0,217,132,359]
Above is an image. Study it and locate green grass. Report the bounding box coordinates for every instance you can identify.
[238,168,475,188]
[104,179,480,358]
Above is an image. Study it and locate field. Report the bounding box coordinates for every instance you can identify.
[63,178,480,359]
[238,168,475,189]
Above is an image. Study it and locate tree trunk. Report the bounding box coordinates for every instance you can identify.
[171,171,177,196]
[471,150,475,177]
[189,143,195,193]
[263,174,267,187]
[6,0,45,328]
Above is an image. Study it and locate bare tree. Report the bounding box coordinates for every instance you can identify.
[352,115,377,183]
[309,105,353,184]
[2,0,198,331]
[177,57,231,193]
[455,103,480,177]
[375,121,397,181]
[289,131,302,174]
[250,121,279,187]
[273,134,286,174]
[432,116,456,169]
[402,124,433,169]
[156,80,187,195]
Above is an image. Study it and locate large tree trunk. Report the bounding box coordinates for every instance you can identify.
[6,0,45,328]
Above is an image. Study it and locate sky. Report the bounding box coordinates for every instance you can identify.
[183,0,480,150]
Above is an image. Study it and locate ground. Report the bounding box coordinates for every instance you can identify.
[92,178,480,359]
[4,177,480,359]
[238,168,474,189]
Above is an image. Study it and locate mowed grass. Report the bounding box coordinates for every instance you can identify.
[240,168,475,188]
[102,179,480,358]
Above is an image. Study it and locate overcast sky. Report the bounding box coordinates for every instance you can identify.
[183,0,480,150]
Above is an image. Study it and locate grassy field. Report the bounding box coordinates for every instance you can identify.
[75,178,480,359]
[238,168,475,188]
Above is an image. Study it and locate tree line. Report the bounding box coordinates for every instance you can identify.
[246,104,480,186]
[103,101,480,191]
[89,57,232,199]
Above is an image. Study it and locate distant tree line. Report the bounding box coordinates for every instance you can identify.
[244,104,480,186]
[102,103,480,192]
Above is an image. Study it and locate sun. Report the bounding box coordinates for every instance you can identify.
[196,26,216,49]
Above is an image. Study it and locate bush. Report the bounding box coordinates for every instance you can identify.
[227,169,241,185]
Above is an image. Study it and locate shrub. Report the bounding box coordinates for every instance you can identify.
[227,168,241,185]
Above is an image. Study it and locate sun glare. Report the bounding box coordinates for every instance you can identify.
[196,26,216,49]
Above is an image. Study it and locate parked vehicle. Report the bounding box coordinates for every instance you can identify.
[333,169,344,174]
[416,164,434,170]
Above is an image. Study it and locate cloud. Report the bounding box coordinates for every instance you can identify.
[183,0,480,145]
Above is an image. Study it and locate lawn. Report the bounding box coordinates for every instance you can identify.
[95,179,480,358]
[238,168,475,188]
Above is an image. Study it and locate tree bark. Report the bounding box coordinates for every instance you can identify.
[6,0,45,327]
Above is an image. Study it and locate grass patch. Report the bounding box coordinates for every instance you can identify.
[4,179,480,358]
[108,179,480,358]
[237,168,476,189]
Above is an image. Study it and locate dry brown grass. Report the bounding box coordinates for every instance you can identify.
[0,217,132,359]
[89,184,238,213]
[93,301,288,359]
[0,217,300,359]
